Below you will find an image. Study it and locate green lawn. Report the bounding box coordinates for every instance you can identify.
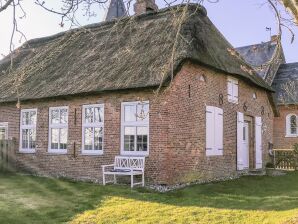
[0,172,297,224]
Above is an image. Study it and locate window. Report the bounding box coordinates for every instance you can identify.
[82,104,104,155]
[227,77,239,103]
[20,109,37,153]
[121,101,149,156]
[286,114,298,137]
[49,107,68,153]
[0,122,8,140]
[206,106,223,156]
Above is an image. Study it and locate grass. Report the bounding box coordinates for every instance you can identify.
[0,172,297,224]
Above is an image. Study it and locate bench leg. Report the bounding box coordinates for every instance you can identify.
[103,173,106,186]
[131,174,133,188]
[142,173,145,187]
[114,174,117,184]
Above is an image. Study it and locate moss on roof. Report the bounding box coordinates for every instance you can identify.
[0,4,273,103]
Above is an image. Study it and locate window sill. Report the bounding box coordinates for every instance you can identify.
[18,149,36,154]
[47,149,67,155]
[228,100,238,104]
[120,151,149,157]
[81,151,103,156]
[285,135,297,138]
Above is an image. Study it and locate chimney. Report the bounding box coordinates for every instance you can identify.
[133,0,158,15]
[271,35,279,43]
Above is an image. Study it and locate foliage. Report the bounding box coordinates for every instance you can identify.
[266,162,275,168]
[0,172,298,224]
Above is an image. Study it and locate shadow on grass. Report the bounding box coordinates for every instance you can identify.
[0,171,298,224]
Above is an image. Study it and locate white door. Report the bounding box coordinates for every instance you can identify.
[243,122,249,169]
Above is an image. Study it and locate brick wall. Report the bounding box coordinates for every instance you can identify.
[273,105,298,149]
[0,62,274,185]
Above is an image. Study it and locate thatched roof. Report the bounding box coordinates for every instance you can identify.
[0,4,273,103]
[272,62,298,104]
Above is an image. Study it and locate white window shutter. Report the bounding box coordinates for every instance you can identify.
[227,79,233,102]
[255,116,262,169]
[206,106,215,156]
[237,112,244,170]
[215,107,223,155]
[233,79,239,103]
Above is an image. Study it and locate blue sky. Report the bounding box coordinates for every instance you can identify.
[0,0,297,62]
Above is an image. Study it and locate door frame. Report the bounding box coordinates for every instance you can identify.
[244,116,255,169]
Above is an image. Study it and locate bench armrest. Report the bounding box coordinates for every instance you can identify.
[102,164,114,172]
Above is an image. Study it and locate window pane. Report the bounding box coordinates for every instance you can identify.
[84,128,93,150]
[124,105,136,122]
[28,129,36,149]
[22,112,30,125]
[124,127,135,151]
[51,110,60,124]
[60,128,68,149]
[137,103,149,121]
[291,115,297,134]
[60,109,68,124]
[30,111,37,125]
[85,107,93,123]
[94,127,103,150]
[51,128,59,149]
[94,107,103,123]
[137,127,148,151]
[22,129,29,149]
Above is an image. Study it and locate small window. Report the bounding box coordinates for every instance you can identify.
[0,122,8,140]
[20,109,37,153]
[82,104,104,155]
[286,114,298,137]
[290,115,297,134]
[49,107,68,153]
[227,77,239,104]
[121,101,149,156]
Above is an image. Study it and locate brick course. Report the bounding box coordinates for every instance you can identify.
[0,62,274,185]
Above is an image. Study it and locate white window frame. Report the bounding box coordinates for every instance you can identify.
[286,114,298,137]
[0,122,8,140]
[19,109,37,153]
[121,101,149,156]
[82,104,104,155]
[227,76,239,104]
[48,106,69,154]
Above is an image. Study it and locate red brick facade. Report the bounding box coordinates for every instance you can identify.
[273,105,298,149]
[0,62,274,185]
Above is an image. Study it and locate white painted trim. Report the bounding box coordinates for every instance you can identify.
[48,106,69,153]
[120,101,149,156]
[19,109,37,153]
[285,113,298,137]
[0,122,8,140]
[227,76,239,104]
[81,104,104,155]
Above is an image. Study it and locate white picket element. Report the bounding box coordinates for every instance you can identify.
[255,116,263,169]
[102,156,145,188]
[237,112,244,170]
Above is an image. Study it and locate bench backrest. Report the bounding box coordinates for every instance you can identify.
[114,156,145,171]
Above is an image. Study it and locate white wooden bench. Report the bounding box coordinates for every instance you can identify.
[102,156,145,188]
